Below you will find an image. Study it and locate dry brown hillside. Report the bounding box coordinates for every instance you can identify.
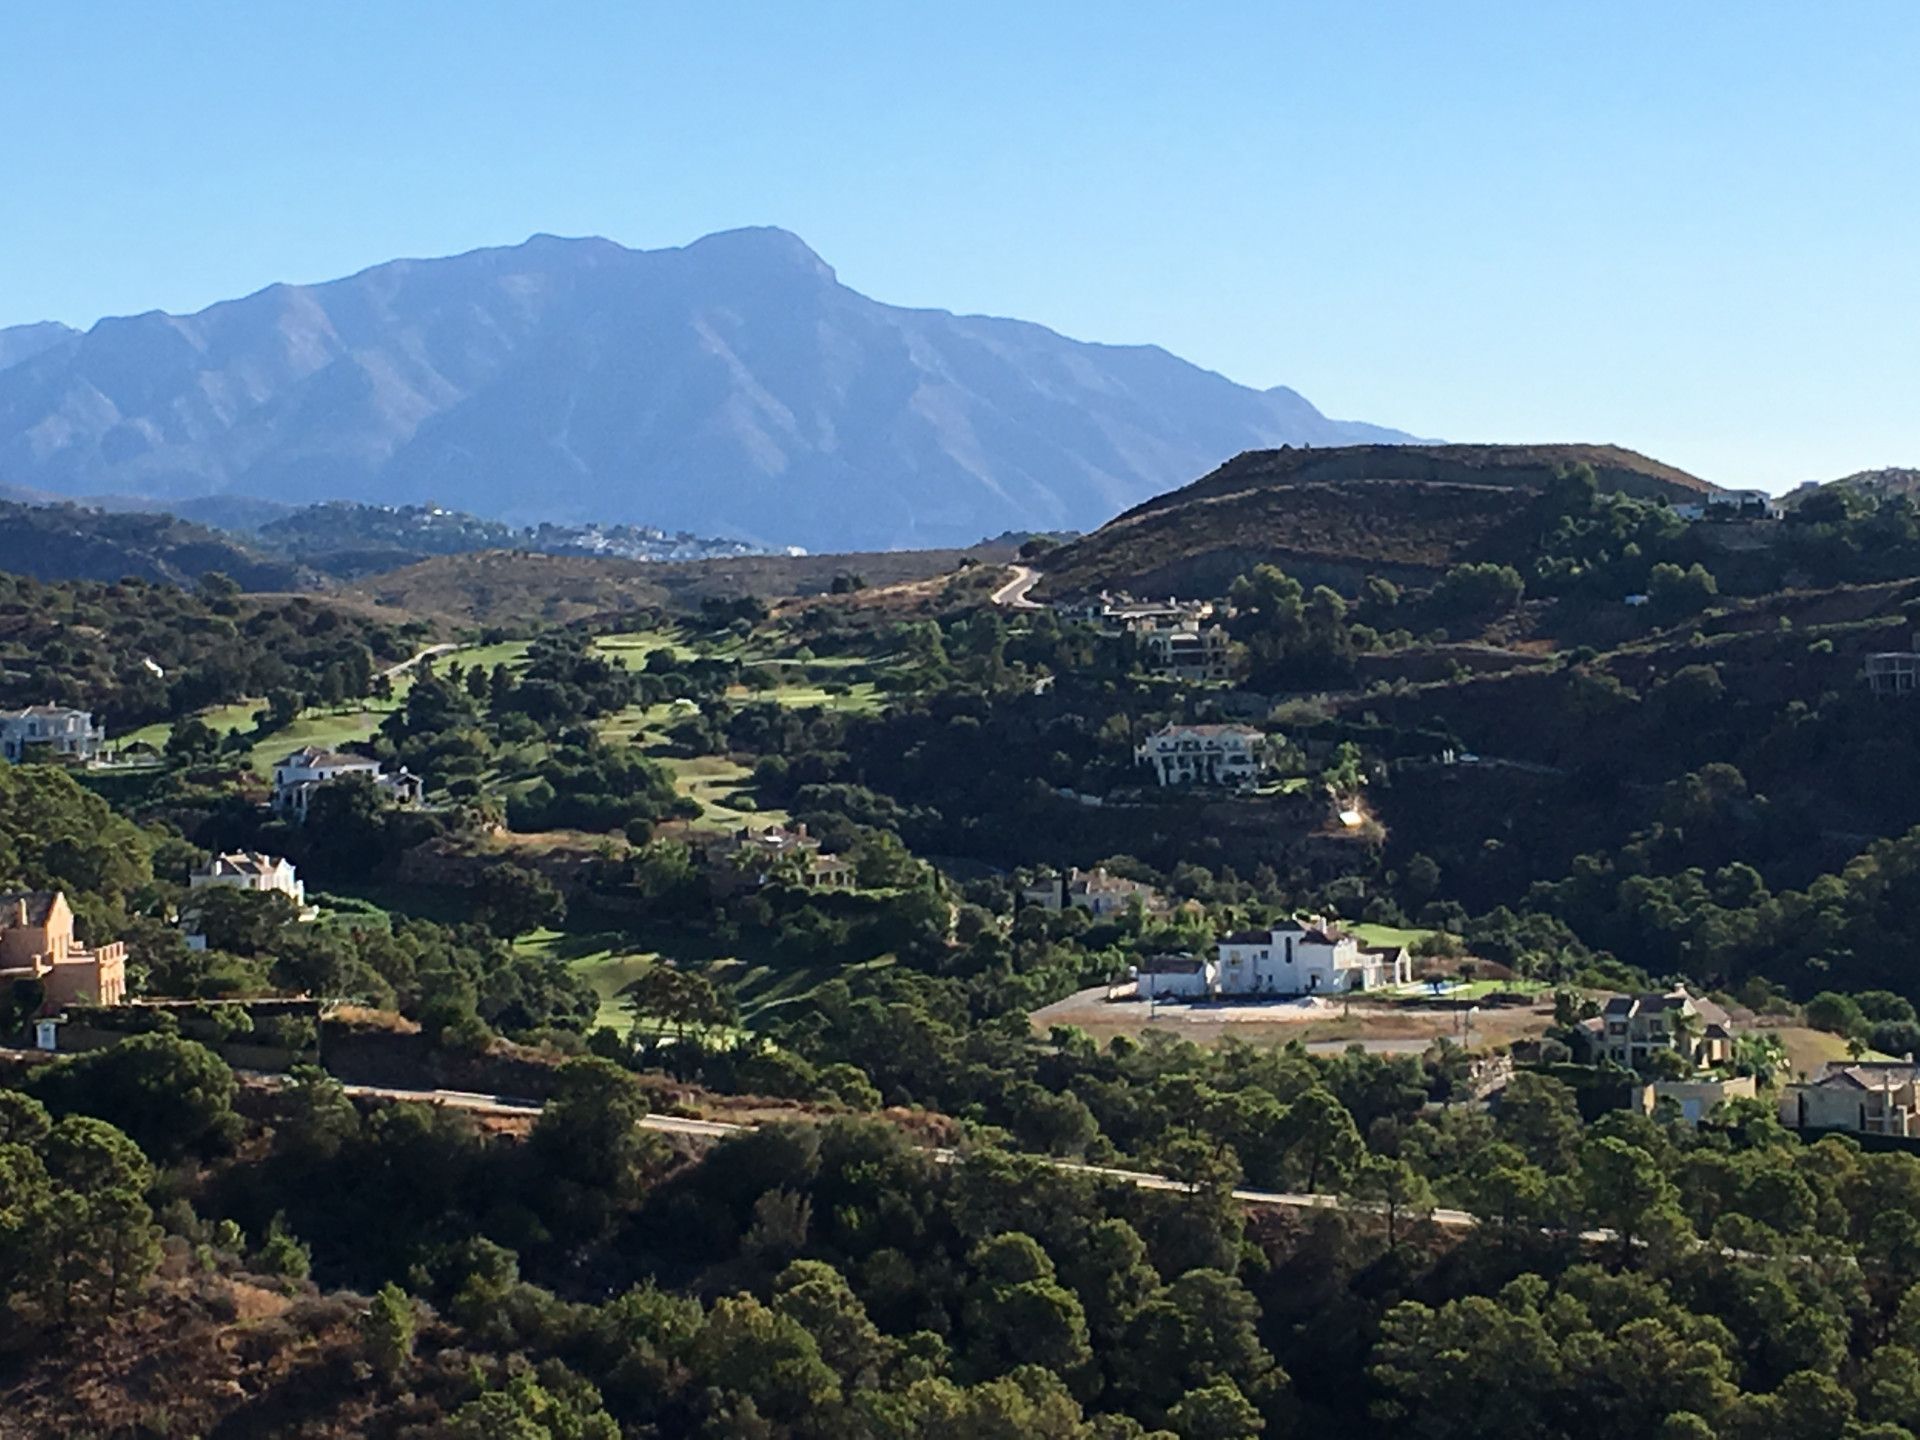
[1035,442,1717,598]
[352,542,1016,625]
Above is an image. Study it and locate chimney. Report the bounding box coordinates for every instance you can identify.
[12,898,26,928]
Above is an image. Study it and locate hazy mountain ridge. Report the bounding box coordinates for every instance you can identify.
[0,491,789,589]
[0,321,77,374]
[0,229,1416,549]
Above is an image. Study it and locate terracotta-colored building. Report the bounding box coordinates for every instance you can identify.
[0,890,128,1009]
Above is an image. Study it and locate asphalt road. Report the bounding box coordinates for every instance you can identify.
[989,564,1043,608]
[327,1078,1492,1227]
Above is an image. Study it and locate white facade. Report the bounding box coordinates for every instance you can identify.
[184,850,315,948]
[190,851,307,906]
[1215,917,1409,997]
[1135,954,1215,1000]
[0,706,104,764]
[271,746,421,821]
[1135,724,1265,788]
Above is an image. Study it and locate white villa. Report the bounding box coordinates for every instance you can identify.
[1135,723,1265,788]
[271,746,423,821]
[1,705,105,765]
[1214,916,1410,997]
[190,851,308,907]
[184,851,316,948]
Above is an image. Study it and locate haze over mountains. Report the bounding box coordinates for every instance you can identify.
[0,229,1417,551]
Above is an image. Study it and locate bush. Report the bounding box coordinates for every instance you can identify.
[1805,991,1868,1038]
[1429,563,1525,624]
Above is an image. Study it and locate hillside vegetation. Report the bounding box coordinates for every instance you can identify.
[1037,442,1717,596]
[18,444,1920,1440]
[0,501,315,590]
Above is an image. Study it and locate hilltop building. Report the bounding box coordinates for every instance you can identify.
[0,890,127,1009]
[1214,916,1410,997]
[1022,866,1165,919]
[1135,621,1232,683]
[1866,634,1920,697]
[1054,591,1233,683]
[1582,988,1736,1071]
[184,852,316,948]
[1059,592,1216,629]
[1784,1062,1920,1137]
[1673,490,1782,522]
[698,822,854,894]
[190,851,308,907]
[271,747,422,821]
[0,706,104,765]
[1135,723,1266,788]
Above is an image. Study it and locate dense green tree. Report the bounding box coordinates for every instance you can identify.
[1277,1087,1363,1191]
[475,862,568,938]
[32,1033,238,1163]
[1167,1380,1264,1440]
[361,1281,417,1379]
[689,1294,844,1424]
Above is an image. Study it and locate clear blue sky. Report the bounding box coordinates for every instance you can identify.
[5,2,1917,490]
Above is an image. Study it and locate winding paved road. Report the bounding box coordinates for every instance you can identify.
[990,565,1044,609]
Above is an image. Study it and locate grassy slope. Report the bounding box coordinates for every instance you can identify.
[515,917,889,1034]
[286,624,898,1033]
[352,545,1016,625]
[121,639,531,777]
[1349,922,1440,950]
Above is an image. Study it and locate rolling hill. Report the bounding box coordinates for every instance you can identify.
[0,228,1416,552]
[1033,442,1719,597]
[353,543,1018,625]
[0,501,314,589]
[1781,466,1920,511]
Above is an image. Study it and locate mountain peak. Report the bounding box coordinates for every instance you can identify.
[519,232,628,256]
[0,320,80,374]
[0,231,1415,549]
[678,226,836,283]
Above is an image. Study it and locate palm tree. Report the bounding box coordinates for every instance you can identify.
[1669,1007,1703,1071]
